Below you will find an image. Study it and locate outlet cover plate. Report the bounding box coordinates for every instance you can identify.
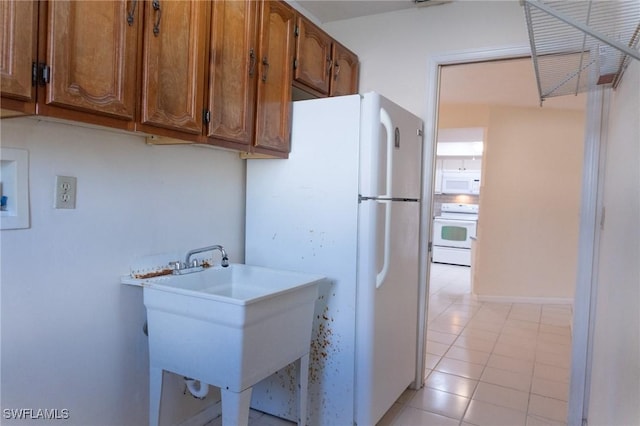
[54,175,76,209]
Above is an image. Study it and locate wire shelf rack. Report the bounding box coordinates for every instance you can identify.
[523,0,640,104]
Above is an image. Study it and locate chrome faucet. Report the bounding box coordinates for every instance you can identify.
[185,245,229,268]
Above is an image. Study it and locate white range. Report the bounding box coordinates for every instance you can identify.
[432,203,479,266]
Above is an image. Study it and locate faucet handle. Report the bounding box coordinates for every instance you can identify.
[169,260,184,271]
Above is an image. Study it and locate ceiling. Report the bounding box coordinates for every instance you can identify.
[440,58,587,110]
[296,0,421,23]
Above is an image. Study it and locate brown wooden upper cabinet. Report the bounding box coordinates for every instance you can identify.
[204,0,294,157]
[253,0,295,156]
[138,0,210,138]
[330,41,359,97]
[293,15,332,96]
[1,0,356,157]
[293,15,359,98]
[0,0,38,116]
[206,0,259,150]
[0,0,210,137]
[1,0,140,128]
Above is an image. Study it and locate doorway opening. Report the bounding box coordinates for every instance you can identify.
[412,48,586,421]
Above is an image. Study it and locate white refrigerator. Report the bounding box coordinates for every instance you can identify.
[245,92,424,425]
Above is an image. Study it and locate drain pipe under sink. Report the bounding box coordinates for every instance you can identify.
[184,378,209,399]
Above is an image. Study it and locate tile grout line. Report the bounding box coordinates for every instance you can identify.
[523,304,543,425]
[419,266,572,426]
[457,300,515,426]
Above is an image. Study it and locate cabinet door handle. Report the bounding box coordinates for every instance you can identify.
[127,0,138,25]
[333,61,341,81]
[326,56,333,78]
[249,48,256,77]
[152,0,162,37]
[261,57,269,83]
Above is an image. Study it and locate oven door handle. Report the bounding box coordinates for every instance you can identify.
[434,218,476,226]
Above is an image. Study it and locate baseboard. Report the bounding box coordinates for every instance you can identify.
[179,401,222,426]
[474,294,574,306]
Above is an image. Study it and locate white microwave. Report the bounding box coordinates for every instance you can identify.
[441,171,481,194]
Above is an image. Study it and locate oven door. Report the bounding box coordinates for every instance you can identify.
[433,218,477,249]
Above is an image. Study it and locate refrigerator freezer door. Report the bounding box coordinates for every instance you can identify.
[356,198,420,425]
[359,92,423,200]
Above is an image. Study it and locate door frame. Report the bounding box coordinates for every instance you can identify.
[419,46,604,426]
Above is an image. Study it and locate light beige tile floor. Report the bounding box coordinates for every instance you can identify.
[206,263,572,426]
[378,263,572,426]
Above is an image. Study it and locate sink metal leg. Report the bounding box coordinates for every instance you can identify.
[298,353,310,426]
[149,366,163,426]
[221,387,252,426]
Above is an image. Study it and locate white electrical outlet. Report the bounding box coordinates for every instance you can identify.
[54,176,77,209]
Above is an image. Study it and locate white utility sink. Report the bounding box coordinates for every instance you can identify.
[141,264,323,426]
[144,263,321,306]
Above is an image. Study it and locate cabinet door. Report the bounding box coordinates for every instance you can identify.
[442,157,482,171]
[293,15,331,96]
[329,42,359,97]
[254,0,295,155]
[0,0,38,115]
[42,0,139,123]
[463,158,482,171]
[442,158,464,171]
[140,0,209,136]
[206,0,258,148]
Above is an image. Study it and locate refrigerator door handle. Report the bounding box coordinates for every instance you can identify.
[376,199,392,288]
[379,107,394,198]
[375,107,394,289]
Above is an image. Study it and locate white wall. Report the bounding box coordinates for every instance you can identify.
[475,105,584,300]
[438,103,584,300]
[0,118,245,425]
[323,1,529,118]
[587,61,640,425]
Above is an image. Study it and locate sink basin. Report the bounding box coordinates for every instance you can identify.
[144,263,321,307]
[142,264,323,426]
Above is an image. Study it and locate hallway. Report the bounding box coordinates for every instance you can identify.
[379,263,572,426]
